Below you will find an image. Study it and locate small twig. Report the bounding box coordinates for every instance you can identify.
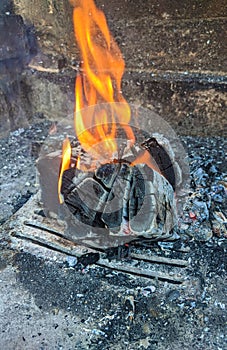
[28,64,59,73]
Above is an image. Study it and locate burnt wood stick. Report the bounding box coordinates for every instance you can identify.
[95,162,122,213]
[56,133,179,248]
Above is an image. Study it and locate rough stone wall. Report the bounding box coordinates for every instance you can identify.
[14,0,75,58]
[0,0,226,136]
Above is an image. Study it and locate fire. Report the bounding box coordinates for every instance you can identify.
[131,150,162,176]
[72,0,134,159]
[58,0,163,202]
[58,137,72,204]
[76,154,81,170]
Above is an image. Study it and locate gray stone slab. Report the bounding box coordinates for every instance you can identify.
[0,15,28,62]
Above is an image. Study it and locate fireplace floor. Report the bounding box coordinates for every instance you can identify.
[0,123,226,350]
[0,192,226,350]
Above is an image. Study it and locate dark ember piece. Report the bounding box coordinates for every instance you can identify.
[142,137,176,190]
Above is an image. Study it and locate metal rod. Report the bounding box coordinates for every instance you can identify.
[97,259,184,284]
[130,253,188,267]
[24,220,66,238]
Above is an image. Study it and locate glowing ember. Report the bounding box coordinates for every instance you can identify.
[58,137,72,204]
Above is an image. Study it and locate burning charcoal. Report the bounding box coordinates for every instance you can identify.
[191,199,209,222]
[37,129,183,249]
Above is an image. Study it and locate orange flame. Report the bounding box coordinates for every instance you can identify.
[76,155,81,170]
[58,0,164,203]
[58,137,72,203]
[72,0,134,159]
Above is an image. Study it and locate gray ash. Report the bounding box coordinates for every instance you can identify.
[0,120,51,224]
[179,136,226,241]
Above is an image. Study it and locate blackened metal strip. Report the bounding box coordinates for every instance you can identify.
[11,230,100,257]
[11,231,83,256]
[130,253,188,267]
[24,220,66,239]
[23,220,106,253]
[97,259,184,284]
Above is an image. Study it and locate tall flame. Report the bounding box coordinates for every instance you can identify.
[58,0,162,203]
[72,0,134,159]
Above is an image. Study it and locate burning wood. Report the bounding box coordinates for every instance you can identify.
[38,131,182,248]
[37,0,187,249]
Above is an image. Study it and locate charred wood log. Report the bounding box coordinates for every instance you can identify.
[37,132,183,249]
[61,159,177,248]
